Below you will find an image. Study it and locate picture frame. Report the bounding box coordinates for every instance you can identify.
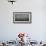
[13,12,32,24]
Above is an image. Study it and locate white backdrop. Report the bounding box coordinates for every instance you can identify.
[0,0,46,41]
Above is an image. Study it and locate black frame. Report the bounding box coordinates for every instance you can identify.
[13,12,32,24]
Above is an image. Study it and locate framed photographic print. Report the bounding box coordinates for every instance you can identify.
[13,12,32,24]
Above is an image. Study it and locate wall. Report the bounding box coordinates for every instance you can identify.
[0,0,46,41]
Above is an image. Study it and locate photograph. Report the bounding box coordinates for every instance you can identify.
[0,0,46,46]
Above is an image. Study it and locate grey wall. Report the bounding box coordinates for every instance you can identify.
[0,0,46,41]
